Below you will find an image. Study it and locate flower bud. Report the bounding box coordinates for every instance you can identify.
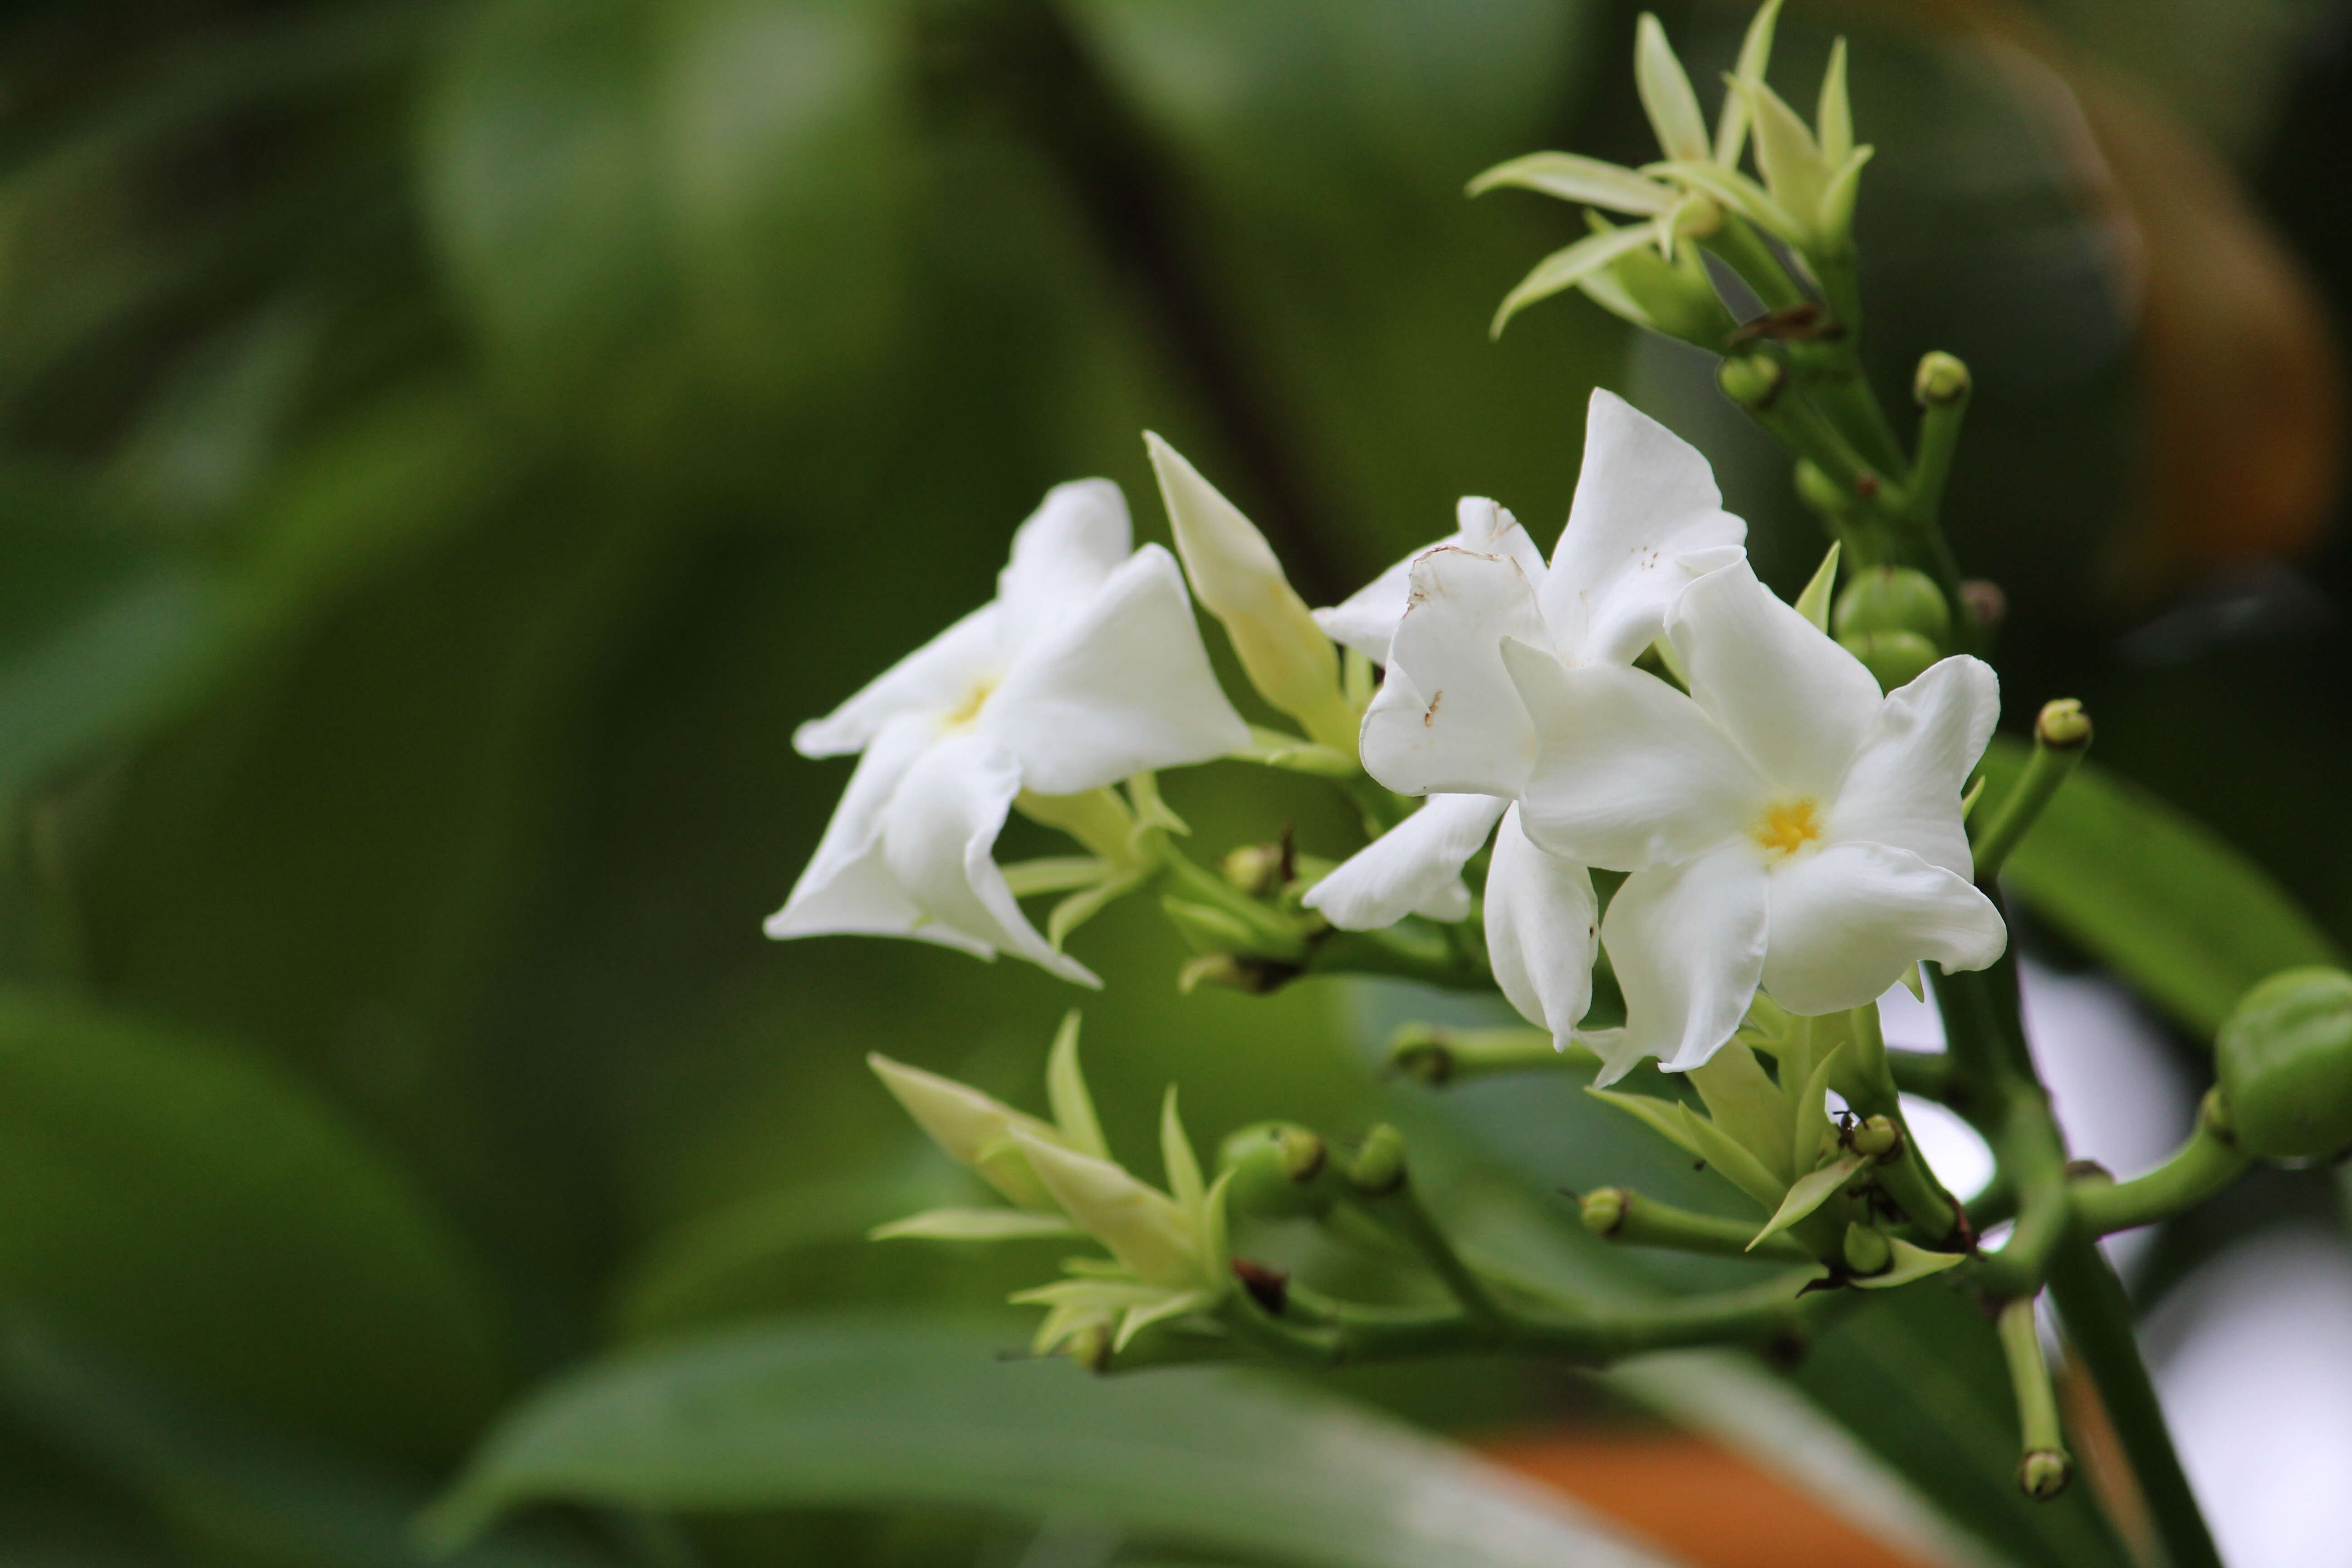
[1838,629,1940,693]
[2018,1450,2073,1500]
[1850,1114,1901,1160]
[1594,228,1738,349]
[1914,351,1972,408]
[1221,843,1285,898]
[1350,1123,1409,1197]
[1217,1122,1335,1220]
[1832,566,1951,648]
[1580,1187,1628,1238]
[1144,433,1356,750]
[1842,1221,1892,1276]
[868,1054,1059,1210]
[1013,1128,1206,1291]
[2035,698,2092,751]
[1716,353,1787,412]
[2215,966,2352,1160]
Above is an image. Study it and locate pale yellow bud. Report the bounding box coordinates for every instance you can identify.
[1012,1127,1209,1292]
[1143,433,1356,750]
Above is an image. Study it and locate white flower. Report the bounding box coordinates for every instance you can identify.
[1504,557,2006,1080]
[769,480,1252,984]
[1301,391,1743,1050]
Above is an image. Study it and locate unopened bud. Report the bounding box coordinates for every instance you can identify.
[2035,698,2092,750]
[2215,966,2352,1160]
[1145,432,1353,749]
[1350,1124,1408,1196]
[1717,353,1788,411]
[2018,1450,2073,1500]
[1842,1221,1893,1276]
[1581,1187,1629,1238]
[1851,1115,1901,1160]
[1838,629,1940,692]
[1217,1122,1335,1220]
[1914,351,1972,407]
[1221,843,1285,897]
[1960,578,2006,633]
[1833,566,1951,648]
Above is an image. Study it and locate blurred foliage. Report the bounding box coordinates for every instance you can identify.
[0,0,2349,1564]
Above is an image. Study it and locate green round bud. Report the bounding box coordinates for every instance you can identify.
[1221,843,1284,897]
[1914,351,1972,407]
[2018,1450,2073,1501]
[1833,566,1951,647]
[1850,1114,1901,1160]
[1716,353,1787,411]
[1350,1123,1409,1196]
[1842,1221,1892,1276]
[2035,698,2092,751]
[1838,629,1940,693]
[2215,967,2352,1160]
[1580,1187,1628,1238]
[1216,1122,1334,1220]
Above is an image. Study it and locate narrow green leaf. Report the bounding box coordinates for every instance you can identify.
[1979,739,2343,1036]
[1161,1086,1205,1213]
[1677,1104,1788,1211]
[870,1208,1080,1243]
[1791,1041,1847,1181]
[1046,1012,1109,1160]
[426,1318,1687,1568]
[1686,1039,1794,1185]
[1750,1154,1864,1249]
[1852,1239,1968,1290]
[1585,1086,1701,1158]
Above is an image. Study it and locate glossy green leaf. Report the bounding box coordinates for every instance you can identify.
[1749,1154,1862,1249]
[0,990,506,1465]
[1980,739,2342,1036]
[427,1316,1683,1568]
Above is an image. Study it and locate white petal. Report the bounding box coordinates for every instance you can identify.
[881,733,1100,985]
[1485,804,1599,1047]
[1666,556,1883,799]
[1302,793,1507,930]
[1541,391,1746,666]
[1602,843,1769,1080]
[985,545,1251,794]
[1828,656,2000,881]
[1359,547,1545,798]
[1504,642,1760,870]
[767,715,990,958]
[791,604,1002,759]
[1763,841,2007,1015]
[996,479,1133,651]
[1312,499,1545,663]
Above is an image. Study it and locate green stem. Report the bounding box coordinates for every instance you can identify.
[1909,362,1970,530]
[2070,1089,2249,1237]
[2044,1236,2225,1568]
[1386,1023,1597,1084]
[1975,1078,2074,1299]
[1997,1296,2073,1499]
[1972,701,2092,882]
[1886,1047,1951,1100]
[1582,1186,1813,1261]
[1839,1006,1960,1240]
[1350,1162,1509,1335]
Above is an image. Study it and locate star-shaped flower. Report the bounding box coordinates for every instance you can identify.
[769,480,1251,984]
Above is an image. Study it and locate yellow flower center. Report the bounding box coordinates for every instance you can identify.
[940,677,998,734]
[1753,798,1823,861]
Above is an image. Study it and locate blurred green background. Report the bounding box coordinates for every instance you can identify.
[2,0,2350,1564]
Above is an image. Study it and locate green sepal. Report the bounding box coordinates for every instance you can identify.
[1791,1040,1848,1178]
[1045,1012,1108,1161]
[1676,1103,1788,1210]
[1688,1039,1795,1185]
[1586,1087,1703,1159]
[1236,725,1359,777]
[1002,857,1115,898]
[870,1208,1080,1242]
[1750,1152,1865,1249]
[1793,540,1841,632]
[1851,1237,1968,1290]
[1048,867,1147,951]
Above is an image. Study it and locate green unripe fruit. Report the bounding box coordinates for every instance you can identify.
[1580,1187,1628,1238]
[2018,1450,2073,1501]
[2215,967,2352,1159]
[1838,629,1940,693]
[1833,566,1951,647]
[1914,351,1972,408]
[1216,1122,1334,1220]
[1842,1221,1892,1276]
